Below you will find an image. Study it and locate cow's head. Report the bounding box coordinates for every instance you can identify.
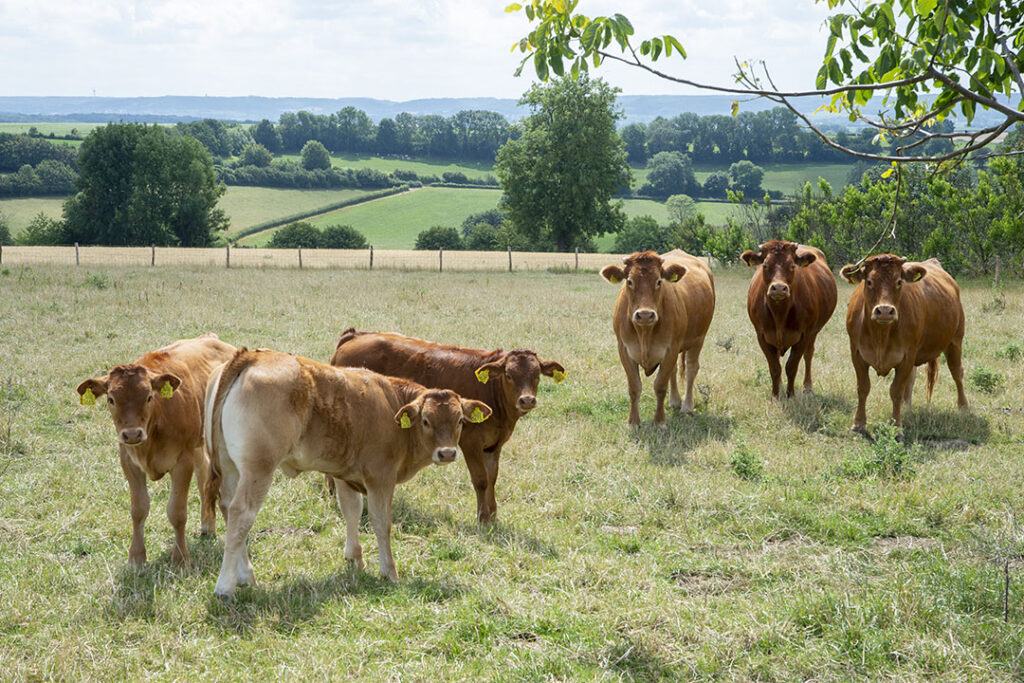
[473,350,565,416]
[395,389,492,463]
[840,254,926,325]
[77,365,182,445]
[741,240,817,303]
[601,251,687,328]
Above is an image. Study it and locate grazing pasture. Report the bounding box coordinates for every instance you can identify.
[1,264,1023,679]
[0,196,66,235]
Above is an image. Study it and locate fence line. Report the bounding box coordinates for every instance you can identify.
[0,245,630,272]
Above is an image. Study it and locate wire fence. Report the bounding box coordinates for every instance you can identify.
[0,244,626,272]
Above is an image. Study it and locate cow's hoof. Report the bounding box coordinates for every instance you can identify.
[199,527,215,538]
[214,590,234,603]
[346,555,365,570]
[851,424,871,439]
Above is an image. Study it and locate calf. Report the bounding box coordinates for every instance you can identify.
[601,249,715,425]
[330,330,565,524]
[840,254,968,435]
[741,240,837,398]
[204,348,491,598]
[75,333,236,566]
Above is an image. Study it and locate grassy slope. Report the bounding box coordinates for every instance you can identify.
[219,187,376,237]
[1,266,1021,680]
[0,196,66,235]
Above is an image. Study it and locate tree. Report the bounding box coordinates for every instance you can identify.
[665,194,696,224]
[240,143,272,168]
[508,1,1024,165]
[252,119,282,153]
[620,122,648,163]
[640,151,697,198]
[63,123,227,247]
[319,224,368,249]
[267,222,322,249]
[0,210,12,245]
[17,212,65,246]
[729,160,765,196]
[702,171,730,198]
[494,75,630,251]
[301,140,331,170]
[614,215,669,253]
[415,226,464,250]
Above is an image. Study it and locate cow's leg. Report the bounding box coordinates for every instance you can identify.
[801,334,818,393]
[902,366,917,408]
[119,447,150,566]
[784,337,809,398]
[215,467,273,599]
[333,477,365,569]
[652,354,679,426]
[889,361,915,434]
[365,484,398,582]
[851,347,871,436]
[618,343,643,425]
[669,356,682,410]
[167,454,194,567]
[461,438,492,524]
[217,448,241,526]
[482,449,501,523]
[193,446,216,536]
[681,341,705,414]
[756,333,782,399]
[945,340,969,411]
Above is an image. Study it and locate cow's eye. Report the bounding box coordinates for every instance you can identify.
[147,394,153,403]
[107,396,114,405]
[655,279,662,288]
[626,278,634,288]
[422,417,430,428]
[866,278,873,288]
[896,279,903,288]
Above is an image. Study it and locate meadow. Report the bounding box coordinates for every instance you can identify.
[1,263,1023,680]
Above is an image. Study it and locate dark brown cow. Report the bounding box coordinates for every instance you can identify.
[75,333,236,566]
[741,240,837,398]
[329,330,565,524]
[840,254,968,435]
[601,249,715,425]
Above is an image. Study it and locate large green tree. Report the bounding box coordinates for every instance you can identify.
[63,124,227,246]
[494,74,630,251]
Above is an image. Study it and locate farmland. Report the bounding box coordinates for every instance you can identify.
[1,264,1023,679]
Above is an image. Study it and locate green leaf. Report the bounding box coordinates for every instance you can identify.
[664,35,686,58]
[828,57,843,85]
[651,37,663,61]
[816,65,828,90]
[534,49,549,81]
[504,3,523,12]
[730,100,739,117]
[613,14,634,35]
[549,50,565,77]
[914,0,937,15]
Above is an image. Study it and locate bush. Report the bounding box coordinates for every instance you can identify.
[267,222,322,249]
[997,342,1023,362]
[319,224,368,249]
[300,140,331,171]
[240,143,272,168]
[0,212,10,246]
[460,209,507,236]
[702,171,730,198]
[614,215,670,253]
[465,222,501,250]
[730,444,763,481]
[17,213,65,246]
[834,424,921,479]
[969,366,1003,393]
[414,226,464,250]
[441,171,469,184]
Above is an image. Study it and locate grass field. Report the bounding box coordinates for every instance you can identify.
[629,162,859,196]
[0,196,66,234]
[2,264,1023,679]
[218,187,377,237]
[0,122,100,137]
[277,152,496,180]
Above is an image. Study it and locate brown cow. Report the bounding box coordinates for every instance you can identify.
[741,240,838,398]
[75,333,236,566]
[204,348,491,598]
[330,330,565,525]
[840,254,968,435]
[601,249,715,425]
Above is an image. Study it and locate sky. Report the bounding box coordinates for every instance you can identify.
[0,0,835,101]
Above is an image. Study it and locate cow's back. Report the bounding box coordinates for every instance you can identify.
[660,250,715,346]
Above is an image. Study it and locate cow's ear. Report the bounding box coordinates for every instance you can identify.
[461,399,492,424]
[902,263,926,283]
[540,359,566,383]
[394,401,420,429]
[150,373,182,399]
[474,359,505,384]
[740,249,763,267]
[840,263,864,284]
[76,377,108,405]
[794,251,817,267]
[601,265,626,285]
[661,263,687,283]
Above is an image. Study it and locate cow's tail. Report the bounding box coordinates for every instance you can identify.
[204,347,255,511]
[926,358,939,403]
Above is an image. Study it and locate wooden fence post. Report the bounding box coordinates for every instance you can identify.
[575,247,579,272]
[508,246,512,272]
[226,244,231,269]
[75,242,80,266]
[369,245,374,270]
[0,245,3,265]
[439,248,443,273]
[151,245,155,266]
[298,247,303,269]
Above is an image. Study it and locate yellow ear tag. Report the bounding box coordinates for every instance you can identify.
[470,406,487,423]
[668,273,680,282]
[400,413,412,429]
[80,388,96,406]
[552,369,566,384]
[609,276,619,284]
[475,368,490,384]
[160,381,174,399]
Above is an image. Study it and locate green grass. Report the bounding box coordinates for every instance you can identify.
[630,162,858,195]
[277,152,496,179]
[0,122,101,137]
[0,196,66,235]
[1,264,1023,679]
[218,187,378,237]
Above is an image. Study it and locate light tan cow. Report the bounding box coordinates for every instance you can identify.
[76,333,236,566]
[601,249,715,425]
[204,348,492,599]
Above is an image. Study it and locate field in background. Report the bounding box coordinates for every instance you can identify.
[278,152,496,179]
[1,265,1023,679]
[219,187,377,237]
[0,196,66,235]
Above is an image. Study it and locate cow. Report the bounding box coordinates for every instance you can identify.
[741,240,838,398]
[600,249,715,426]
[840,254,968,436]
[75,333,236,567]
[204,348,492,598]
[330,330,565,525]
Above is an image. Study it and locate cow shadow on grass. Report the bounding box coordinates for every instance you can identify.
[391,495,560,559]
[900,408,990,446]
[780,391,853,435]
[632,411,733,466]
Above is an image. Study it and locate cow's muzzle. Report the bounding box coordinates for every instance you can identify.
[632,308,658,326]
[767,282,790,301]
[119,428,147,445]
[433,447,458,464]
[871,305,898,324]
[516,395,537,413]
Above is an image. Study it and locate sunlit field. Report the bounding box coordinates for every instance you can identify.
[1,264,1023,679]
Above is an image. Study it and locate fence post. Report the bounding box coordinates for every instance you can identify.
[298,247,303,269]
[151,244,155,267]
[439,248,443,273]
[226,244,230,269]
[508,246,512,273]
[75,242,80,266]
[575,247,579,272]
[0,245,3,265]
[369,245,374,270]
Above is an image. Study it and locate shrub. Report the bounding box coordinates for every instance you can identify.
[267,222,322,249]
[300,140,331,171]
[969,366,1004,393]
[730,444,763,481]
[465,222,501,250]
[614,215,670,253]
[319,224,368,249]
[997,342,1023,362]
[702,171,730,198]
[17,213,65,246]
[0,212,10,246]
[441,171,469,184]
[240,143,272,168]
[834,424,921,479]
[414,226,464,250]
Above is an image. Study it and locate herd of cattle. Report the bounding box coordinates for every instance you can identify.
[74,240,969,599]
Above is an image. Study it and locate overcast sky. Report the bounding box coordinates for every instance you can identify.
[0,0,834,100]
